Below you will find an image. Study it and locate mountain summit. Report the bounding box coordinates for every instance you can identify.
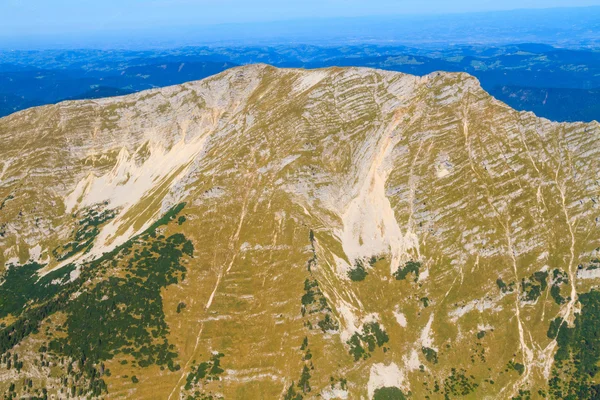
[1,64,600,399]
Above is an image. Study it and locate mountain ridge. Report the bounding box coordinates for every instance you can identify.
[1,64,480,118]
[1,63,600,399]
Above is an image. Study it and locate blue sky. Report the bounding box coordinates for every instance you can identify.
[1,0,600,36]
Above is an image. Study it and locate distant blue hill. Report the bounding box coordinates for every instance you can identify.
[0,60,238,116]
[67,87,135,101]
[490,86,600,123]
[0,43,599,123]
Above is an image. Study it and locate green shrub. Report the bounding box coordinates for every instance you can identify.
[422,346,438,364]
[283,382,303,400]
[373,386,406,400]
[184,353,224,390]
[508,361,525,375]
[550,285,565,305]
[346,322,389,361]
[348,260,368,281]
[393,261,420,281]
[317,314,339,332]
[496,278,515,293]
[298,365,311,394]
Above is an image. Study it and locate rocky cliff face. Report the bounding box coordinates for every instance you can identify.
[1,64,600,399]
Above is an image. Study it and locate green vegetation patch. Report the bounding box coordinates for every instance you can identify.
[393,261,420,281]
[298,365,311,394]
[547,317,564,339]
[300,273,340,333]
[521,271,548,302]
[184,352,225,391]
[317,314,339,332]
[48,230,193,370]
[422,346,438,364]
[300,337,308,350]
[0,203,191,397]
[348,259,368,281]
[507,361,525,375]
[283,365,312,400]
[301,279,329,315]
[548,290,600,399]
[0,262,75,319]
[550,285,565,305]
[347,333,367,361]
[550,269,569,305]
[284,383,304,400]
[307,229,317,271]
[284,335,316,400]
[442,368,478,397]
[512,389,532,400]
[496,278,515,293]
[328,376,348,391]
[373,386,407,400]
[300,277,338,333]
[347,322,389,361]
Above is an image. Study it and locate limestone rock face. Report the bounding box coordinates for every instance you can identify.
[1,64,600,399]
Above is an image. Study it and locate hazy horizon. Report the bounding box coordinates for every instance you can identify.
[1,5,600,50]
[2,1,600,36]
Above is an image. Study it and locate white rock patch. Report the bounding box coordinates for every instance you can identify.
[65,134,208,213]
[292,70,329,94]
[448,297,501,322]
[337,300,382,342]
[54,132,212,274]
[321,386,349,400]
[420,313,436,350]
[367,362,406,399]
[337,134,419,275]
[337,301,360,342]
[393,306,407,327]
[578,268,600,280]
[436,166,450,178]
[28,244,42,263]
[404,349,421,371]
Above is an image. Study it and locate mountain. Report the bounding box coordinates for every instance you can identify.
[2,45,600,123]
[1,64,600,399]
[0,60,238,118]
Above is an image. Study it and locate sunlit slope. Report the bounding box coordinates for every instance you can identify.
[1,64,600,399]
